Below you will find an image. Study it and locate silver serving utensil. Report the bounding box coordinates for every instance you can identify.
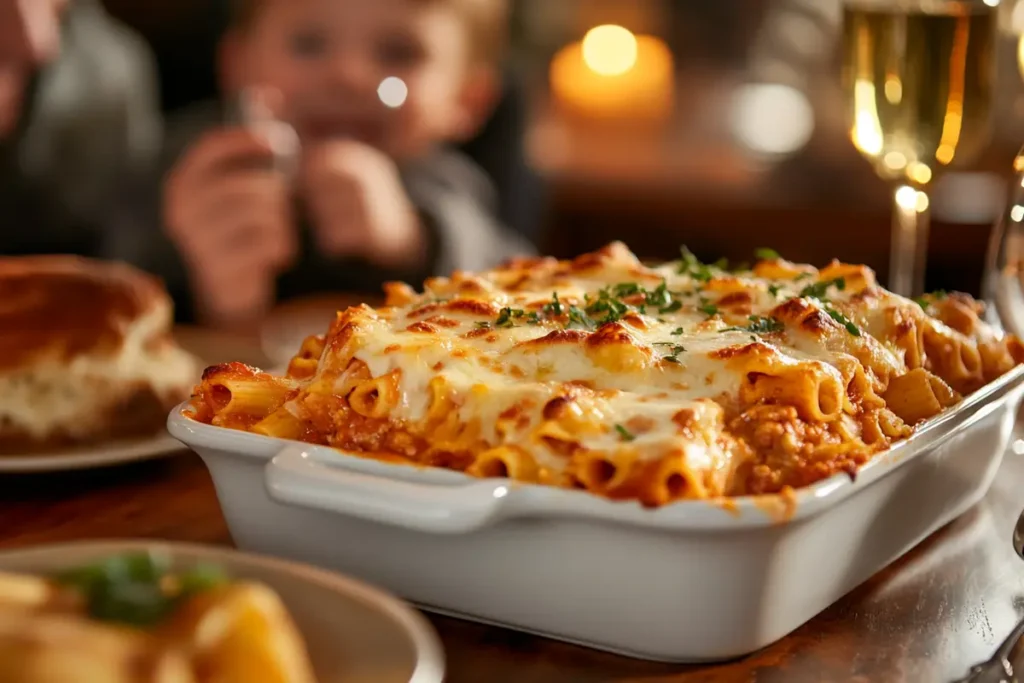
[951,508,1024,682]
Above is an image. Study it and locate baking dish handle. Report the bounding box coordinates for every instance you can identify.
[265,445,511,534]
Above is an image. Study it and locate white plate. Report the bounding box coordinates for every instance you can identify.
[0,326,272,474]
[0,432,187,473]
[0,540,445,683]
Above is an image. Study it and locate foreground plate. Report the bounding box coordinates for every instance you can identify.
[0,540,445,683]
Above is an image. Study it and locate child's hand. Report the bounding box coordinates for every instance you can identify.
[164,128,297,324]
[300,140,425,269]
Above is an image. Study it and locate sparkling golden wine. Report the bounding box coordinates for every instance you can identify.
[841,1,996,187]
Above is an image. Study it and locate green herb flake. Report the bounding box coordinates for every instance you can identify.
[643,281,673,309]
[613,282,642,297]
[794,272,814,281]
[755,247,781,260]
[914,290,948,310]
[474,321,491,329]
[543,292,564,317]
[654,343,687,363]
[723,315,785,334]
[567,305,592,329]
[826,307,861,336]
[767,284,782,298]
[659,300,682,314]
[176,564,229,598]
[614,424,636,442]
[495,308,539,328]
[670,327,684,336]
[799,277,846,300]
[55,553,228,629]
[677,246,715,282]
[699,303,719,316]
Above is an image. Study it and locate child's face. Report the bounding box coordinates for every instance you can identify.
[231,0,483,161]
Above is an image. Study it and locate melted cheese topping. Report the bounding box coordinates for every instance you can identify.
[190,243,1024,506]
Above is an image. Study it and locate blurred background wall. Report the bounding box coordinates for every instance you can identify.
[102,0,1024,294]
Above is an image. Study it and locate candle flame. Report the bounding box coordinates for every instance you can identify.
[582,25,638,77]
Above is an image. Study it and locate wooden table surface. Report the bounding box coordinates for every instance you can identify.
[3,327,1024,682]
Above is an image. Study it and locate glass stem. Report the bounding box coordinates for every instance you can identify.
[889,185,931,298]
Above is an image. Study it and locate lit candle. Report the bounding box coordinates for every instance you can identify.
[550,25,675,121]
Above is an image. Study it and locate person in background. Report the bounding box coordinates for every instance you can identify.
[0,0,161,256]
[133,0,533,326]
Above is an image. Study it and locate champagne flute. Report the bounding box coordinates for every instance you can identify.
[840,0,998,297]
[983,146,1024,336]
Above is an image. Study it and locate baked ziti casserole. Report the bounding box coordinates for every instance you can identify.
[187,243,1024,507]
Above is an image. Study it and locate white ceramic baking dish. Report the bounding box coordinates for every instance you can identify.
[167,364,1024,663]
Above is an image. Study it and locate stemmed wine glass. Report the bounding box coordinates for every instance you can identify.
[840,0,998,297]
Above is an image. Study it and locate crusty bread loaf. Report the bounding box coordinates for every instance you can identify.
[0,256,198,453]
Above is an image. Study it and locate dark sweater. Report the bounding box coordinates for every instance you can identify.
[0,0,161,257]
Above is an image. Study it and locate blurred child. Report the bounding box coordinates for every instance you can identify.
[155,0,532,325]
[0,0,161,256]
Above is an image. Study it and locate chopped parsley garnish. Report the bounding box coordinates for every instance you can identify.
[475,321,491,329]
[699,303,719,316]
[755,247,781,260]
[670,327,684,336]
[825,307,861,336]
[767,284,782,298]
[567,305,591,329]
[677,246,715,282]
[659,300,683,314]
[787,276,859,336]
[615,424,636,442]
[585,288,630,324]
[643,281,673,310]
[724,315,785,334]
[913,290,948,310]
[580,280,684,324]
[495,308,539,328]
[543,292,564,316]
[494,308,517,327]
[56,553,228,628]
[653,343,687,363]
[486,280,693,332]
[612,282,642,297]
[799,277,846,300]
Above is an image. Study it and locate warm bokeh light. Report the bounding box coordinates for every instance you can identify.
[895,185,929,213]
[377,77,408,109]
[581,25,638,76]
[549,32,674,121]
[730,83,814,157]
[1018,34,1024,82]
